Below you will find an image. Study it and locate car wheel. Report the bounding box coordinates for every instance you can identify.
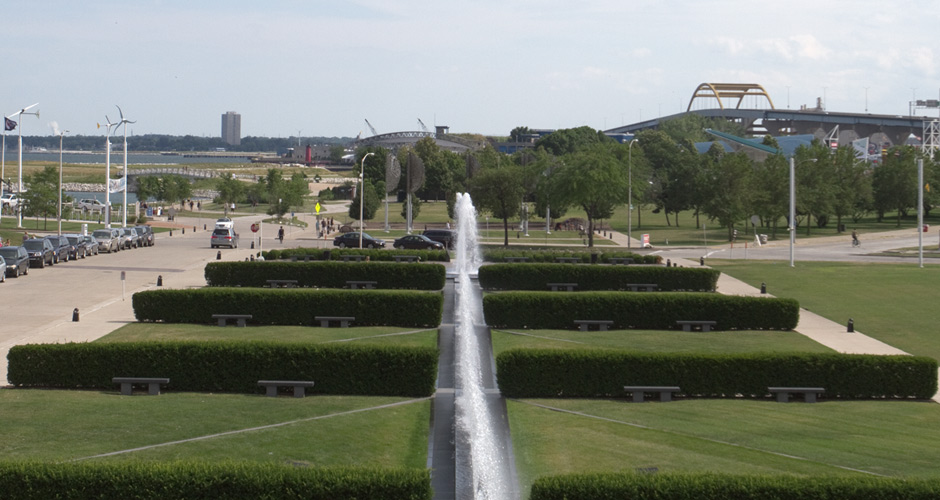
[38,259,45,269]
[22,265,26,276]
[339,242,346,248]
[1,272,5,282]
[13,267,19,278]
[368,243,376,249]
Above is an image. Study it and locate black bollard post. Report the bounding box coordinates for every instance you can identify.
[72,308,79,322]
[156,275,163,286]
[847,318,854,333]
[666,259,671,267]
[169,230,173,237]
[217,251,222,260]
[182,227,185,234]
[193,226,196,232]
[760,282,767,294]
[251,241,255,249]
[204,224,207,230]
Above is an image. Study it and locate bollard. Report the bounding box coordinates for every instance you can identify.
[217,251,222,260]
[700,256,705,266]
[847,318,854,333]
[72,308,79,322]
[204,224,207,230]
[760,282,767,294]
[666,259,671,267]
[251,241,255,249]
[193,226,196,232]
[156,275,163,286]
[169,230,173,237]
[182,227,185,234]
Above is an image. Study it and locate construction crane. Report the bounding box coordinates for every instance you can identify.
[364,119,378,136]
[417,118,429,133]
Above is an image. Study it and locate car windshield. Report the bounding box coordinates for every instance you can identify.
[23,240,43,250]
[0,248,17,259]
[92,230,111,239]
[67,237,80,244]
[213,229,230,236]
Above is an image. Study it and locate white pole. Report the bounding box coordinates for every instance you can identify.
[58,132,66,235]
[16,118,22,228]
[918,158,924,268]
[360,152,374,248]
[628,138,639,248]
[1,130,5,223]
[789,156,796,267]
[122,125,128,227]
[105,127,111,228]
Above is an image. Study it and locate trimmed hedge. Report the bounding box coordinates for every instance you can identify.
[531,472,940,500]
[482,248,660,264]
[483,292,799,331]
[8,341,438,397]
[478,263,718,291]
[205,261,446,290]
[0,462,431,500]
[496,349,938,399]
[262,247,450,262]
[133,288,443,328]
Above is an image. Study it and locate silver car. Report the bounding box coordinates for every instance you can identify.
[122,228,140,249]
[92,229,119,253]
[210,228,239,248]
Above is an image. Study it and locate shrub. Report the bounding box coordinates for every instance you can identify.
[482,248,660,264]
[478,263,718,291]
[263,247,450,262]
[205,261,446,290]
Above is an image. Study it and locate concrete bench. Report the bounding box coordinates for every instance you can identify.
[113,377,170,396]
[627,283,658,292]
[346,280,377,290]
[289,256,312,262]
[341,254,366,262]
[266,279,299,288]
[624,385,681,403]
[574,319,613,332]
[212,314,252,327]
[554,257,581,264]
[315,316,355,328]
[547,282,578,292]
[676,320,717,332]
[393,255,419,263]
[609,257,635,265]
[504,257,530,263]
[258,380,315,398]
[768,386,825,403]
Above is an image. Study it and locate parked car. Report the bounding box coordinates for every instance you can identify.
[75,198,106,212]
[92,229,120,253]
[0,246,29,277]
[210,227,239,248]
[215,217,234,229]
[0,256,6,282]
[133,225,154,246]
[23,238,55,268]
[122,227,140,248]
[333,232,385,249]
[80,235,99,256]
[111,228,130,250]
[393,234,444,250]
[422,229,457,249]
[44,235,71,263]
[64,234,90,259]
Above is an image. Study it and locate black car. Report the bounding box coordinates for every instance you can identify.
[134,225,154,247]
[44,235,71,263]
[65,234,91,258]
[0,246,29,277]
[23,238,55,268]
[422,229,456,249]
[333,232,385,249]
[393,234,444,250]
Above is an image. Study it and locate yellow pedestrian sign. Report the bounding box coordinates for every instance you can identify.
[315,202,321,214]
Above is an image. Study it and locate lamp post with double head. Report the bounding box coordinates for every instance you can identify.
[359,152,374,249]
[13,103,39,228]
[628,138,640,248]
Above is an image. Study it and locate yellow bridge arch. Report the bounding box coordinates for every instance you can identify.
[687,83,775,111]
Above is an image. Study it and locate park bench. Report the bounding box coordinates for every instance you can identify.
[266,279,298,288]
[289,256,311,262]
[212,314,252,327]
[574,319,614,332]
[623,385,681,403]
[258,380,316,398]
[504,257,530,263]
[341,254,366,262]
[626,283,658,292]
[609,257,635,265]
[315,316,355,328]
[676,320,717,332]
[393,255,419,263]
[554,257,581,264]
[768,386,825,403]
[113,377,170,396]
[346,280,377,290]
[547,282,578,292]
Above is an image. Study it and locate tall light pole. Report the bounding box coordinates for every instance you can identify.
[789,156,796,267]
[99,115,118,228]
[359,152,374,248]
[13,103,39,228]
[116,106,135,228]
[57,129,69,235]
[628,138,640,248]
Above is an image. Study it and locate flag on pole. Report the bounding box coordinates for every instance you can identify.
[108,178,125,193]
[851,137,869,160]
[4,118,16,131]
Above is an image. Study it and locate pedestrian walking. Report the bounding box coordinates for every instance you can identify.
[278,226,285,243]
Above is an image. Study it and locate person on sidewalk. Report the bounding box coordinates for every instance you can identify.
[278,226,285,243]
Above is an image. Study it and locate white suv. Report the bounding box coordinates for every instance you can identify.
[76,199,106,212]
[1,193,19,209]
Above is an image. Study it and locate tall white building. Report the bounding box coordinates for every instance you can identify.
[221,111,241,146]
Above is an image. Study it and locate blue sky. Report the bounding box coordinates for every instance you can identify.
[2,1,939,139]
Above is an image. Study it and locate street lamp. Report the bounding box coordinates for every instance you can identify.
[57,129,69,235]
[359,152,374,248]
[628,138,640,248]
[12,103,39,228]
[787,156,816,267]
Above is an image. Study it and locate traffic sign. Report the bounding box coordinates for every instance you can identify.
[250,223,259,233]
[315,202,321,214]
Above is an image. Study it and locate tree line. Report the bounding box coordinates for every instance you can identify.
[10,134,351,153]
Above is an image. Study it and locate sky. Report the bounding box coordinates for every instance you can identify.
[2,1,939,140]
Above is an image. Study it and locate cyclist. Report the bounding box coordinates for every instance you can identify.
[851,229,860,247]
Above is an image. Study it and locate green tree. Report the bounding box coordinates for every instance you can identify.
[134,176,161,204]
[329,144,346,163]
[553,143,629,247]
[215,173,245,209]
[353,147,389,185]
[751,153,789,238]
[534,126,611,156]
[873,146,918,225]
[23,166,60,230]
[470,162,523,246]
[699,146,754,240]
[349,180,381,221]
[830,145,872,232]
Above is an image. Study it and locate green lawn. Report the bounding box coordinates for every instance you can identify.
[97,323,439,349]
[0,389,428,467]
[710,260,940,360]
[492,328,832,355]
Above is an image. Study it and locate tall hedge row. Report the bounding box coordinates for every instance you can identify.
[0,461,431,500]
[483,292,799,331]
[262,247,450,262]
[8,341,438,397]
[482,248,660,264]
[204,261,446,290]
[531,472,940,500]
[478,263,718,291]
[133,288,443,327]
[496,349,938,399]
